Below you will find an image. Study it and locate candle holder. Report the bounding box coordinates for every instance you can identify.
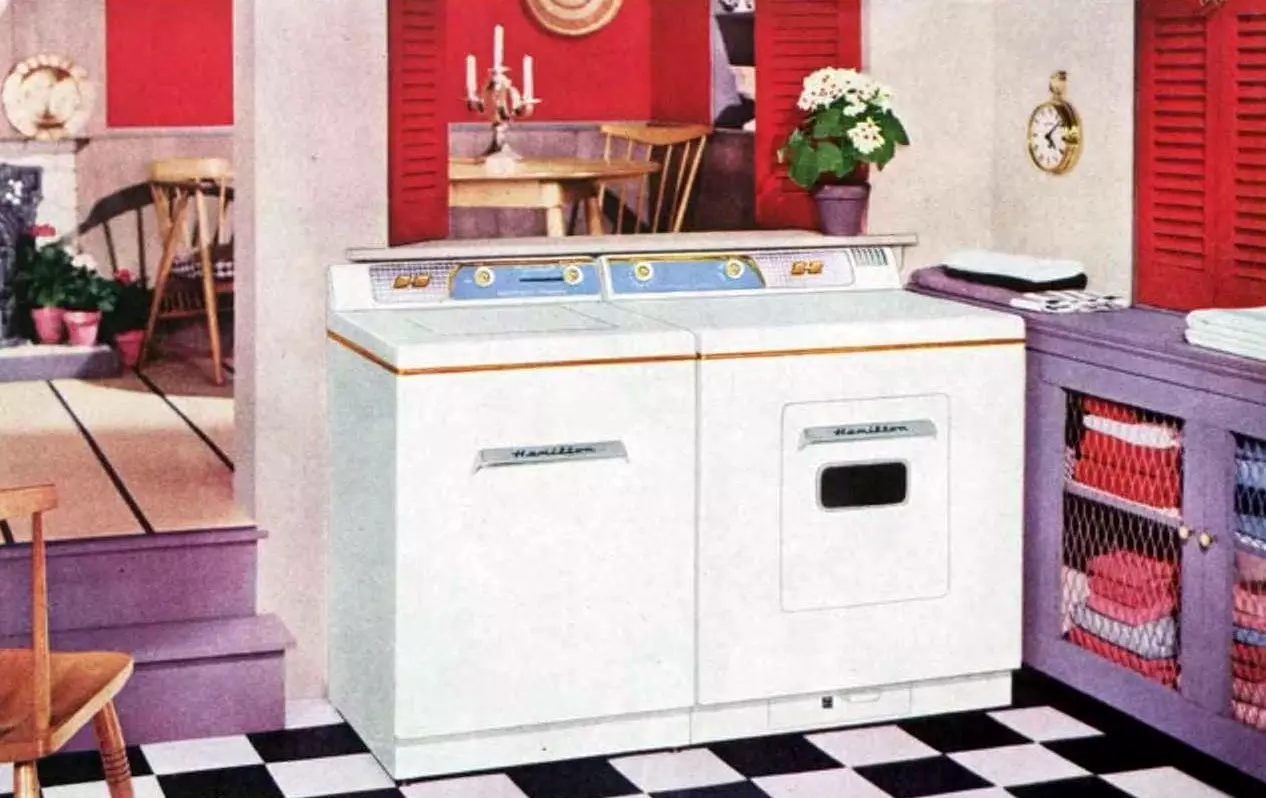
[465,67,539,164]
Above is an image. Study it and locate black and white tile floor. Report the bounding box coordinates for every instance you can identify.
[3,670,1264,798]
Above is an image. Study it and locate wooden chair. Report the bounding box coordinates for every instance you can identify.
[591,123,711,234]
[144,157,235,386]
[0,484,135,798]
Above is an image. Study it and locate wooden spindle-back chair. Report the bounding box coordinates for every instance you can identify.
[595,123,711,234]
[0,484,135,798]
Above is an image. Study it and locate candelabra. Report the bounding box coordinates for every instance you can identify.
[464,25,540,166]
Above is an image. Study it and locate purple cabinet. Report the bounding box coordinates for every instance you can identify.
[906,293,1266,781]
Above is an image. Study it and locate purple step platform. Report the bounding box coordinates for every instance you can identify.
[0,342,122,383]
[0,527,294,748]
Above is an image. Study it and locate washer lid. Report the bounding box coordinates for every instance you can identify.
[328,302,696,372]
[616,290,1026,356]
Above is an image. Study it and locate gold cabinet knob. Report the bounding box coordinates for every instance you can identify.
[1178,525,1191,542]
[1198,532,1214,551]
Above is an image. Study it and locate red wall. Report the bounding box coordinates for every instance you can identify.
[444,0,653,122]
[105,0,234,127]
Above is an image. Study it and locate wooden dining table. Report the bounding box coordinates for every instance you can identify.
[448,157,660,237]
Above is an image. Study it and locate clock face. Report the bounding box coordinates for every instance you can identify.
[1027,101,1080,174]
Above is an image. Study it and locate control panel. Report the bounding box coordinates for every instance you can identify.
[361,258,602,305]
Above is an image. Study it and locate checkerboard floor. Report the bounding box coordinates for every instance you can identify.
[4,670,1264,798]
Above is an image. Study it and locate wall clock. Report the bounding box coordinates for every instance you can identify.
[524,0,623,37]
[1027,70,1081,175]
[2,54,94,140]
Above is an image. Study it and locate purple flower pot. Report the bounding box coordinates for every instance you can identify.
[813,183,871,236]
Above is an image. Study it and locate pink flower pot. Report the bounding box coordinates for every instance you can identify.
[63,310,103,347]
[115,329,145,368]
[31,306,65,344]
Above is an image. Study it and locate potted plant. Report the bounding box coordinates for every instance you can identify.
[102,269,152,367]
[61,258,119,347]
[778,67,910,235]
[10,236,76,344]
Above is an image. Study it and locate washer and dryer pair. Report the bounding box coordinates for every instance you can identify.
[326,230,1026,779]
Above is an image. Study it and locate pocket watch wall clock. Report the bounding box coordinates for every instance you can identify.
[2,54,94,141]
[525,0,624,37]
[1027,70,1082,175]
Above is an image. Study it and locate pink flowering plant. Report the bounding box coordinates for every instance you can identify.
[779,67,910,190]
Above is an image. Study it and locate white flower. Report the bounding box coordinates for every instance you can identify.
[71,250,98,273]
[847,118,885,155]
[796,67,897,117]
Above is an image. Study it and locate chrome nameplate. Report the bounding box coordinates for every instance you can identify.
[476,440,628,470]
[800,420,937,448]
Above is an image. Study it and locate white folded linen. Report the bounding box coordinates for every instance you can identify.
[942,249,1086,283]
[1084,414,1181,449]
[1185,327,1266,363]
[1186,306,1266,337]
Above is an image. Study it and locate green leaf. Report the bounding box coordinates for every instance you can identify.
[788,151,821,190]
[816,141,845,175]
[812,107,845,140]
[887,113,911,146]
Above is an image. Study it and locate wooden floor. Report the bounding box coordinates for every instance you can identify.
[0,355,249,543]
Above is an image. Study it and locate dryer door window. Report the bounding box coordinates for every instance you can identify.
[818,461,908,509]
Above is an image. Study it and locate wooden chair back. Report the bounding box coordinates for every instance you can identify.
[0,484,57,741]
[597,123,711,234]
[148,157,234,274]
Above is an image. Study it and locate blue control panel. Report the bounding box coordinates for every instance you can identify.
[606,256,765,295]
[449,260,601,300]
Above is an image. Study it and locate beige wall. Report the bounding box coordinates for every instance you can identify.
[234,0,389,698]
[990,0,1136,295]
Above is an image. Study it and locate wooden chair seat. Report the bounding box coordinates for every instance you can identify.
[0,650,133,760]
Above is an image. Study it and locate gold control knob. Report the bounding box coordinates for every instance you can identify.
[633,261,655,282]
[562,265,584,285]
[393,274,411,289]
[411,273,431,289]
[790,261,807,276]
[1198,532,1214,551]
[807,260,824,275]
[1178,525,1191,542]
[474,266,495,287]
[724,258,746,280]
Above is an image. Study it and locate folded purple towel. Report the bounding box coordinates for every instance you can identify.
[906,266,1022,308]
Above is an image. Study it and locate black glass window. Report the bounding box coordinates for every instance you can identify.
[819,462,907,508]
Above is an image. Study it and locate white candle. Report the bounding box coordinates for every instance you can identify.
[493,25,504,71]
[523,55,534,100]
[466,54,477,96]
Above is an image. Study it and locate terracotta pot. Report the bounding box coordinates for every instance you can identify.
[31,306,65,344]
[63,310,103,347]
[115,329,144,368]
[813,183,871,236]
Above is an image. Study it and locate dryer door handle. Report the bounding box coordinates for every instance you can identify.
[799,419,938,449]
[474,440,628,472]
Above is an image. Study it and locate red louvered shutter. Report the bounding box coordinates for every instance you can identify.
[388,0,449,245]
[1218,2,1266,306]
[753,0,862,230]
[1135,0,1217,310]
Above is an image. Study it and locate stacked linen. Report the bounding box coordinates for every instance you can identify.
[1237,439,1266,551]
[1070,397,1182,513]
[1233,584,1266,730]
[1068,549,1180,686]
[1185,306,1266,362]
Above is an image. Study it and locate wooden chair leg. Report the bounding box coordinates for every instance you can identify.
[13,761,38,798]
[92,700,134,798]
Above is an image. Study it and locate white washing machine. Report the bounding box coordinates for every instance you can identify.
[599,235,1028,738]
[326,248,700,778]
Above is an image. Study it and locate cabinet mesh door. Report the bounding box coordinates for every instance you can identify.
[1232,434,1266,730]
[1060,392,1184,690]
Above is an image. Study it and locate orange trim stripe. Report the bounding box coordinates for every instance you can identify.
[700,337,1026,361]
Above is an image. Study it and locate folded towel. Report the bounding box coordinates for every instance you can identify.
[1186,305,1266,337]
[1083,415,1181,450]
[1235,641,1266,667]
[1009,289,1129,314]
[1067,627,1178,686]
[1080,429,1181,476]
[1062,567,1090,634]
[944,267,1088,293]
[1235,584,1266,619]
[1071,602,1177,660]
[1235,625,1266,647]
[1234,658,1266,682]
[943,249,1086,284]
[906,266,1022,308]
[1238,531,1266,558]
[1088,549,1179,587]
[1237,457,1266,490]
[1073,458,1182,510]
[1088,591,1176,626]
[1089,574,1177,609]
[1238,548,1266,584]
[1236,487,1266,517]
[1239,513,1266,543]
[1083,397,1140,423]
[1240,439,1266,463]
[1236,608,1266,634]
[1235,677,1266,708]
[1233,701,1266,730]
[1185,327,1266,363]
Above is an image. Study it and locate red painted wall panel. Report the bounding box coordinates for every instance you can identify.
[105,0,234,128]
[649,0,712,124]
[390,0,449,244]
[445,0,652,122]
